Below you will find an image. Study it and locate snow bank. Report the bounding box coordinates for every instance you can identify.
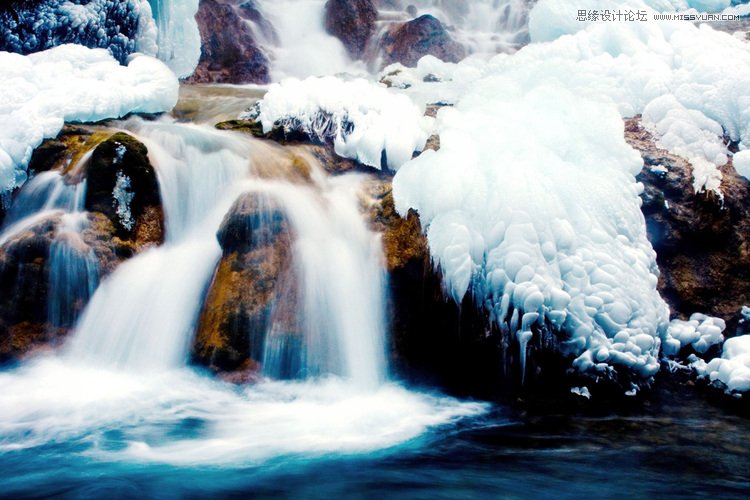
[392,75,668,383]
[390,1,750,199]
[0,44,179,195]
[693,335,750,393]
[662,313,726,357]
[243,76,433,170]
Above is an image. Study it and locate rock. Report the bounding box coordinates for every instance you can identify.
[0,213,63,362]
[324,0,378,59]
[84,132,164,246]
[380,14,466,67]
[188,0,270,84]
[192,192,300,375]
[626,117,750,320]
[0,129,165,363]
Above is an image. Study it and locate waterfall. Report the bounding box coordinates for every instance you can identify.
[257,0,365,81]
[0,115,483,465]
[66,119,251,370]
[259,162,387,388]
[379,0,532,55]
[0,167,94,332]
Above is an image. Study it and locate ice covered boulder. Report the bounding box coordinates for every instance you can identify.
[239,76,433,171]
[663,313,725,357]
[324,0,378,59]
[0,0,154,64]
[379,14,465,67]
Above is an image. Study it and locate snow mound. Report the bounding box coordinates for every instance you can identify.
[243,76,433,170]
[663,313,726,357]
[393,79,668,383]
[0,44,179,196]
[693,335,750,393]
[518,0,750,197]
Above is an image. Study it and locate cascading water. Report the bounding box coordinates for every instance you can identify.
[390,0,533,54]
[0,112,483,465]
[67,119,251,370]
[256,0,366,81]
[259,161,387,389]
[0,162,96,333]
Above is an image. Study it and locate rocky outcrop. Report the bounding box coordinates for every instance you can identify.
[0,129,164,362]
[192,192,299,379]
[626,117,750,327]
[188,0,270,84]
[380,14,465,67]
[324,0,378,59]
[0,214,62,361]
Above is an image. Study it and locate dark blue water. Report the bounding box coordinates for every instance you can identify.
[2,383,749,499]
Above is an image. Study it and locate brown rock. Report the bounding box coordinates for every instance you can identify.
[193,192,300,375]
[380,14,466,67]
[187,0,270,84]
[324,0,379,59]
[626,116,750,321]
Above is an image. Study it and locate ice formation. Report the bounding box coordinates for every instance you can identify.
[0,0,157,64]
[147,0,201,78]
[387,0,750,198]
[112,171,135,230]
[662,313,726,357]
[243,76,433,170]
[693,335,750,393]
[733,150,750,181]
[0,44,178,196]
[392,78,667,383]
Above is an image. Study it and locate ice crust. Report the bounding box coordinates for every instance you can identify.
[0,44,178,195]
[0,0,156,64]
[243,76,433,171]
[693,335,750,393]
[663,313,726,357]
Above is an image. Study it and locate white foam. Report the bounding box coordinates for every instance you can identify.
[0,357,486,464]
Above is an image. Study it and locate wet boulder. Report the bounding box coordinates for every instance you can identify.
[84,132,164,247]
[0,214,63,361]
[380,14,465,67]
[324,0,379,59]
[188,0,270,84]
[192,192,300,377]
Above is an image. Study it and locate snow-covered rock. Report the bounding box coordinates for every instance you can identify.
[0,44,178,196]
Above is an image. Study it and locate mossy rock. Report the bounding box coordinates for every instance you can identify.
[193,192,300,375]
[84,132,162,239]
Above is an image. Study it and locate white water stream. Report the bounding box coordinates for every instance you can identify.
[0,116,484,464]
